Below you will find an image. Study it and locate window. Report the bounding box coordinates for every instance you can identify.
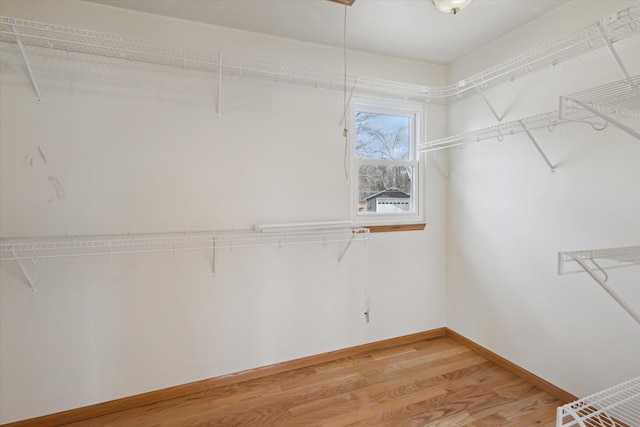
[352,100,422,223]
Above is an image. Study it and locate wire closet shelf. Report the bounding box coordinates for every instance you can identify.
[557,376,640,427]
[0,2,638,104]
[419,110,565,152]
[558,245,640,325]
[0,228,370,261]
[560,75,640,139]
[558,245,640,275]
[421,74,640,153]
[561,76,640,121]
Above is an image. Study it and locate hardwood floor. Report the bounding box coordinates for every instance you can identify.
[63,337,560,426]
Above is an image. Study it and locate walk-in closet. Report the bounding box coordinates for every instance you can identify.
[1,1,638,425]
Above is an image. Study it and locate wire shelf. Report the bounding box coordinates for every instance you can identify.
[559,246,640,273]
[419,110,566,152]
[0,228,370,261]
[442,3,640,102]
[0,16,432,103]
[422,75,640,153]
[560,75,640,123]
[558,245,640,325]
[557,376,640,427]
[0,3,638,104]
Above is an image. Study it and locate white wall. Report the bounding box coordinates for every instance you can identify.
[447,0,640,398]
[0,1,448,423]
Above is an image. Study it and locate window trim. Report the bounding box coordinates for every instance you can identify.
[350,97,425,226]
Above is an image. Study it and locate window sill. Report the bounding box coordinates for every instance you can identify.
[364,223,426,233]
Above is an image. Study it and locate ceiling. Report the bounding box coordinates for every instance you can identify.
[84,0,570,65]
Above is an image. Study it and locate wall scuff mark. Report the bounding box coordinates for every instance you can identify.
[37,146,48,164]
[48,176,66,200]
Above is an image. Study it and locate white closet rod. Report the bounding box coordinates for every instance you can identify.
[0,3,638,104]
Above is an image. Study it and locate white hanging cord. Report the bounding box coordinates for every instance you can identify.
[343,4,350,183]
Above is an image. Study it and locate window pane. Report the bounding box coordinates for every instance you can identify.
[355,112,410,160]
[358,164,413,213]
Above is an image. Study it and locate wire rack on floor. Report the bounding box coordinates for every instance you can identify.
[557,376,640,427]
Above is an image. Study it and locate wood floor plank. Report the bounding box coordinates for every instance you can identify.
[455,389,557,426]
[355,374,536,426]
[60,337,562,427]
[149,373,370,427]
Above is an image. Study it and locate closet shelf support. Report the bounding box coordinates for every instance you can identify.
[519,120,556,173]
[9,248,36,292]
[427,152,450,179]
[337,232,357,263]
[597,23,632,81]
[211,237,216,275]
[476,86,502,122]
[572,256,640,325]
[217,53,223,117]
[11,24,41,102]
[567,98,640,140]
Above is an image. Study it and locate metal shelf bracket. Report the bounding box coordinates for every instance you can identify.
[216,53,223,117]
[426,152,450,179]
[10,23,41,102]
[211,237,216,275]
[572,255,640,325]
[8,248,37,292]
[518,120,556,173]
[597,21,632,81]
[567,98,640,140]
[338,232,357,263]
[475,86,502,122]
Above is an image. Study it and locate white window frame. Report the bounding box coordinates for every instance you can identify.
[351,98,424,225]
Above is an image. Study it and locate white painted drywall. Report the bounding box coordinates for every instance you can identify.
[447,0,640,398]
[0,1,447,423]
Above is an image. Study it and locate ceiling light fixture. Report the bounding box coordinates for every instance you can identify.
[431,0,472,15]
[327,0,355,6]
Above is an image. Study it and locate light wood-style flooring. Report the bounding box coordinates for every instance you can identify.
[64,337,560,426]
